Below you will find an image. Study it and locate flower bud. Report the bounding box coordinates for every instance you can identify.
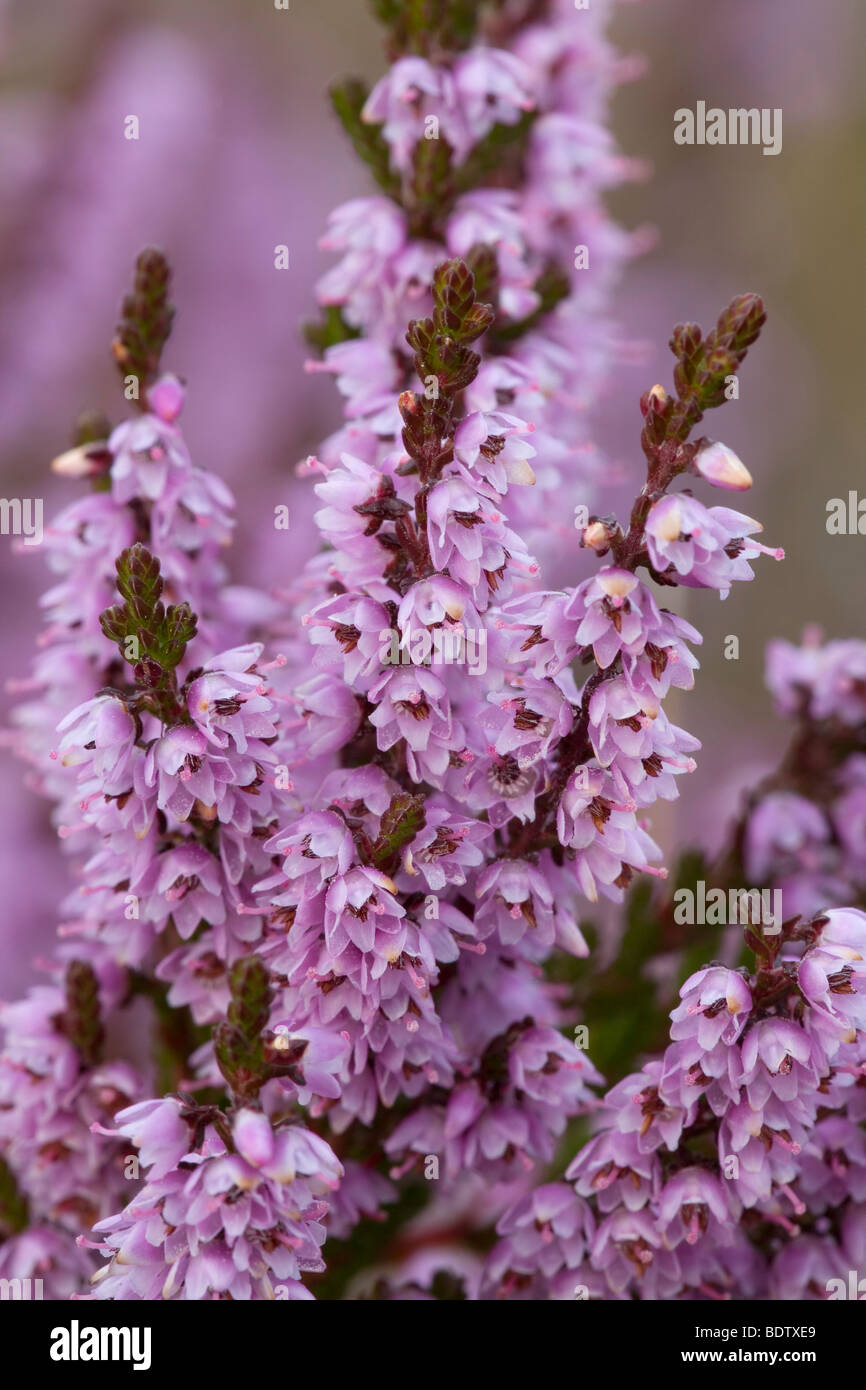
[582,520,612,554]
[694,441,753,491]
[50,443,110,478]
[640,384,668,418]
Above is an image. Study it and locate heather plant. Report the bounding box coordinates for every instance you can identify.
[1,0,862,1306]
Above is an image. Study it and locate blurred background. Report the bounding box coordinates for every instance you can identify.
[1,0,864,993]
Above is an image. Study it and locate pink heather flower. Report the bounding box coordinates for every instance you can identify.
[261,810,356,901]
[326,1160,395,1241]
[670,966,753,1051]
[645,493,783,596]
[368,666,456,780]
[446,190,540,321]
[739,1019,819,1110]
[452,49,536,143]
[362,59,463,173]
[482,1183,595,1300]
[604,1063,695,1154]
[817,908,866,961]
[397,575,477,634]
[0,972,142,1229]
[453,410,537,494]
[287,673,362,761]
[483,677,573,770]
[799,947,866,1052]
[90,1106,342,1300]
[387,1026,598,1184]
[745,789,834,895]
[324,866,406,968]
[402,803,490,892]
[564,569,659,670]
[656,1168,734,1248]
[186,645,279,753]
[56,695,138,796]
[693,440,753,491]
[148,842,227,938]
[304,591,393,691]
[310,339,402,428]
[770,1234,850,1301]
[556,766,663,904]
[798,1117,866,1210]
[0,1227,94,1301]
[102,1097,192,1181]
[147,372,186,423]
[567,1129,660,1214]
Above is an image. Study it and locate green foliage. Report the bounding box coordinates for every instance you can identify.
[370,0,482,57]
[112,247,175,406]
[464,243,500,310]
[329,79,402,200]
[397,258,495,481]
[667,293,766,434]
[0,1156,29,1238]
[371,793,427,874]
[548,849,724,1087]
[303,305,361,354]
[453,110,536,194]
[406,135,455,238]
[56,961,104,1069]
[99,543,198,680]
[214,957,274,1104]
[309,1180,428,1300]
[492,261,570,344]
[214,957,313,1104]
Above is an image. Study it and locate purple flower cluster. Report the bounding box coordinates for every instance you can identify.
[0,957,143,1298]
[309,0,649,569]
[483,910,866,1300]
[0,0,833,1307]
[12,373,242,841]
[743,632,866,917]
[88,1103,341,1300]
[250,280,781,1226]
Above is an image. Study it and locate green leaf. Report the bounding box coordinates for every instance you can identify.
[303,305,361,354]
[493,262,570,343]
[112,248,175,405]
[453,110,536,194]
[371,793,427,872]
[99,544,198,682]
[55,960,104,1068]
[0,1156,29,1237]
[330,80,402,200]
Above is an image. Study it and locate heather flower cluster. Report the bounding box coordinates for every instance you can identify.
[740,631,866,918]
[11,253,243,833]
[249,245,784,1270]
[1,0,857,1308]
[307,0,650,569]
[483,909,866,1300]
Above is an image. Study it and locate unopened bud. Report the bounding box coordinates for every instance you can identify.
[695,441,753,491]
[51,443,111,478]
[640,384,668,418]
[582,520,611,553]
